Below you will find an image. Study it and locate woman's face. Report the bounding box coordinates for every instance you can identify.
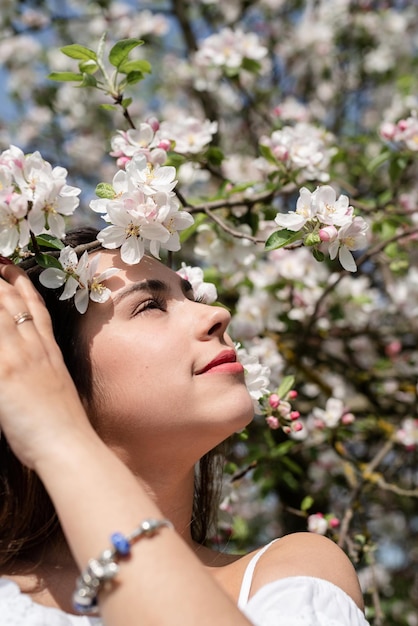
[82,252,254,468]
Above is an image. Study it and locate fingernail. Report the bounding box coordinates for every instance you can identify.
[0,256,13,265]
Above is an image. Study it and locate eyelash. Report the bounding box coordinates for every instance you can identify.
[131,293,206,316]
[132,295,167,316]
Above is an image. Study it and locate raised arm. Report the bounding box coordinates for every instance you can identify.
[0,263,252,626]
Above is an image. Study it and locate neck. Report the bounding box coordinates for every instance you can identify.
[130,463,198,550]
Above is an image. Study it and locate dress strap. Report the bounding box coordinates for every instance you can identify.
[237,539,279,610]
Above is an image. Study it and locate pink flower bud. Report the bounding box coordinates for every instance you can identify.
[288,390,298,399]
[385,340,402,358]
[307,513,328,535]
[158,139,171,151]
[292,421,303,432]
[290,411,300,420]
[397,119,408,131]
[273,146,289,161]
[266,416,280,430]
[341,412,355,425]
[116,156,131,169]
[380,121,396,140]
[269,394,280,409]
[319,225,338,242]
[328,517,340,529]
[278,401,291,417]
[147,116,160,131]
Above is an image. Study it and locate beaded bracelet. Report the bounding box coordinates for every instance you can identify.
[73,518,173,614]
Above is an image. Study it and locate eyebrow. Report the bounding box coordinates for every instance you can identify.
[113,277,193,307]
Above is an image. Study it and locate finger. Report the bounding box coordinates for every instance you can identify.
[0,264,61,364]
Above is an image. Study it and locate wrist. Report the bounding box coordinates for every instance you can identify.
[31,420,102,475]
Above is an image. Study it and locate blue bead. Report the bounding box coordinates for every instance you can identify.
[111,532,131,556]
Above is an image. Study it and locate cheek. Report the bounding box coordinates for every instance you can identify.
[86,336,172,420]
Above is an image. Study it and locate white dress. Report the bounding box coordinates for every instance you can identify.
[239,542,370,626]
[0,542,370,625]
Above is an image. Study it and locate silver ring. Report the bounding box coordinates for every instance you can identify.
[13,311,34,325]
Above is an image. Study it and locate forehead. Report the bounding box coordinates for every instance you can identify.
[95,251,178,294]
[81,251,183,333]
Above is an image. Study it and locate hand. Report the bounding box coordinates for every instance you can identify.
[0,262,91,469]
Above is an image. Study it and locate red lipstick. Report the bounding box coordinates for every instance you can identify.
[196,350,244,375]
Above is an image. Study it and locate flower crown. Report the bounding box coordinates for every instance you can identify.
[0,129,201,313]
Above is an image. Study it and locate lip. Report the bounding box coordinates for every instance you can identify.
[195,349,244,375]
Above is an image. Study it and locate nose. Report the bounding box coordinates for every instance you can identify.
[194,301,231,340]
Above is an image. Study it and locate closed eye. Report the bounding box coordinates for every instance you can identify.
[131,295,167,316]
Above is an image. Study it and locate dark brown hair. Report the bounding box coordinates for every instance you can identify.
[0,228,222,568]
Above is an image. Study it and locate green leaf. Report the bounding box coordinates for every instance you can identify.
[259,143,278,165]
[48,72,83,82]
[265,229,302,251]
[312,248,325,262]
[124,71,146,85]
[79,59,99,74]
[109,38,144,69]
[100,104,118,111]
[95,182,116,199]
[241,57,262,73]
[118,59,151,75]
[269,440,295,458]
[389,155,409,183]
[97,32,107,66]
[121,97,133,108]
[35,252,63,270]
[367,149,391,173]
[277,375,295,399]
[205,146,224,166]
[35,234,65,250]
[60,44,97,61]
[79,73,98,88]
[301,496,314,512]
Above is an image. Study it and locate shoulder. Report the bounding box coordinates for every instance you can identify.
[250,532,364,611]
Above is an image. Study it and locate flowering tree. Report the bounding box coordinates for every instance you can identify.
[1,2,418,624]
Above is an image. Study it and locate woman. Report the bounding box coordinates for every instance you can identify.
[0,229,369,625]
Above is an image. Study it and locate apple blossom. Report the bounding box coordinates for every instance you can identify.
[259,123,336,183]
[110,124,168,168]
[97,200,171,265]
[194,27,267,71]
[307,513,328,535]
[328,216,369,272]
[126,157,177,197]
[158,117,218,155]
[235,343,271,412]
[176,263,218,304]
[312,397,347,429]
[395,418,418,449]
[0,193,30,257]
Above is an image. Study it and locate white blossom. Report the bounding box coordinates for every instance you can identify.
[40,248,119,314]
[158,117,218,154]
[235,343,271,412]
[328,216,368,272]
[176,263,218,304]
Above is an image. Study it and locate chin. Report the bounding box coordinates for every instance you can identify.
[224,393,255,434]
